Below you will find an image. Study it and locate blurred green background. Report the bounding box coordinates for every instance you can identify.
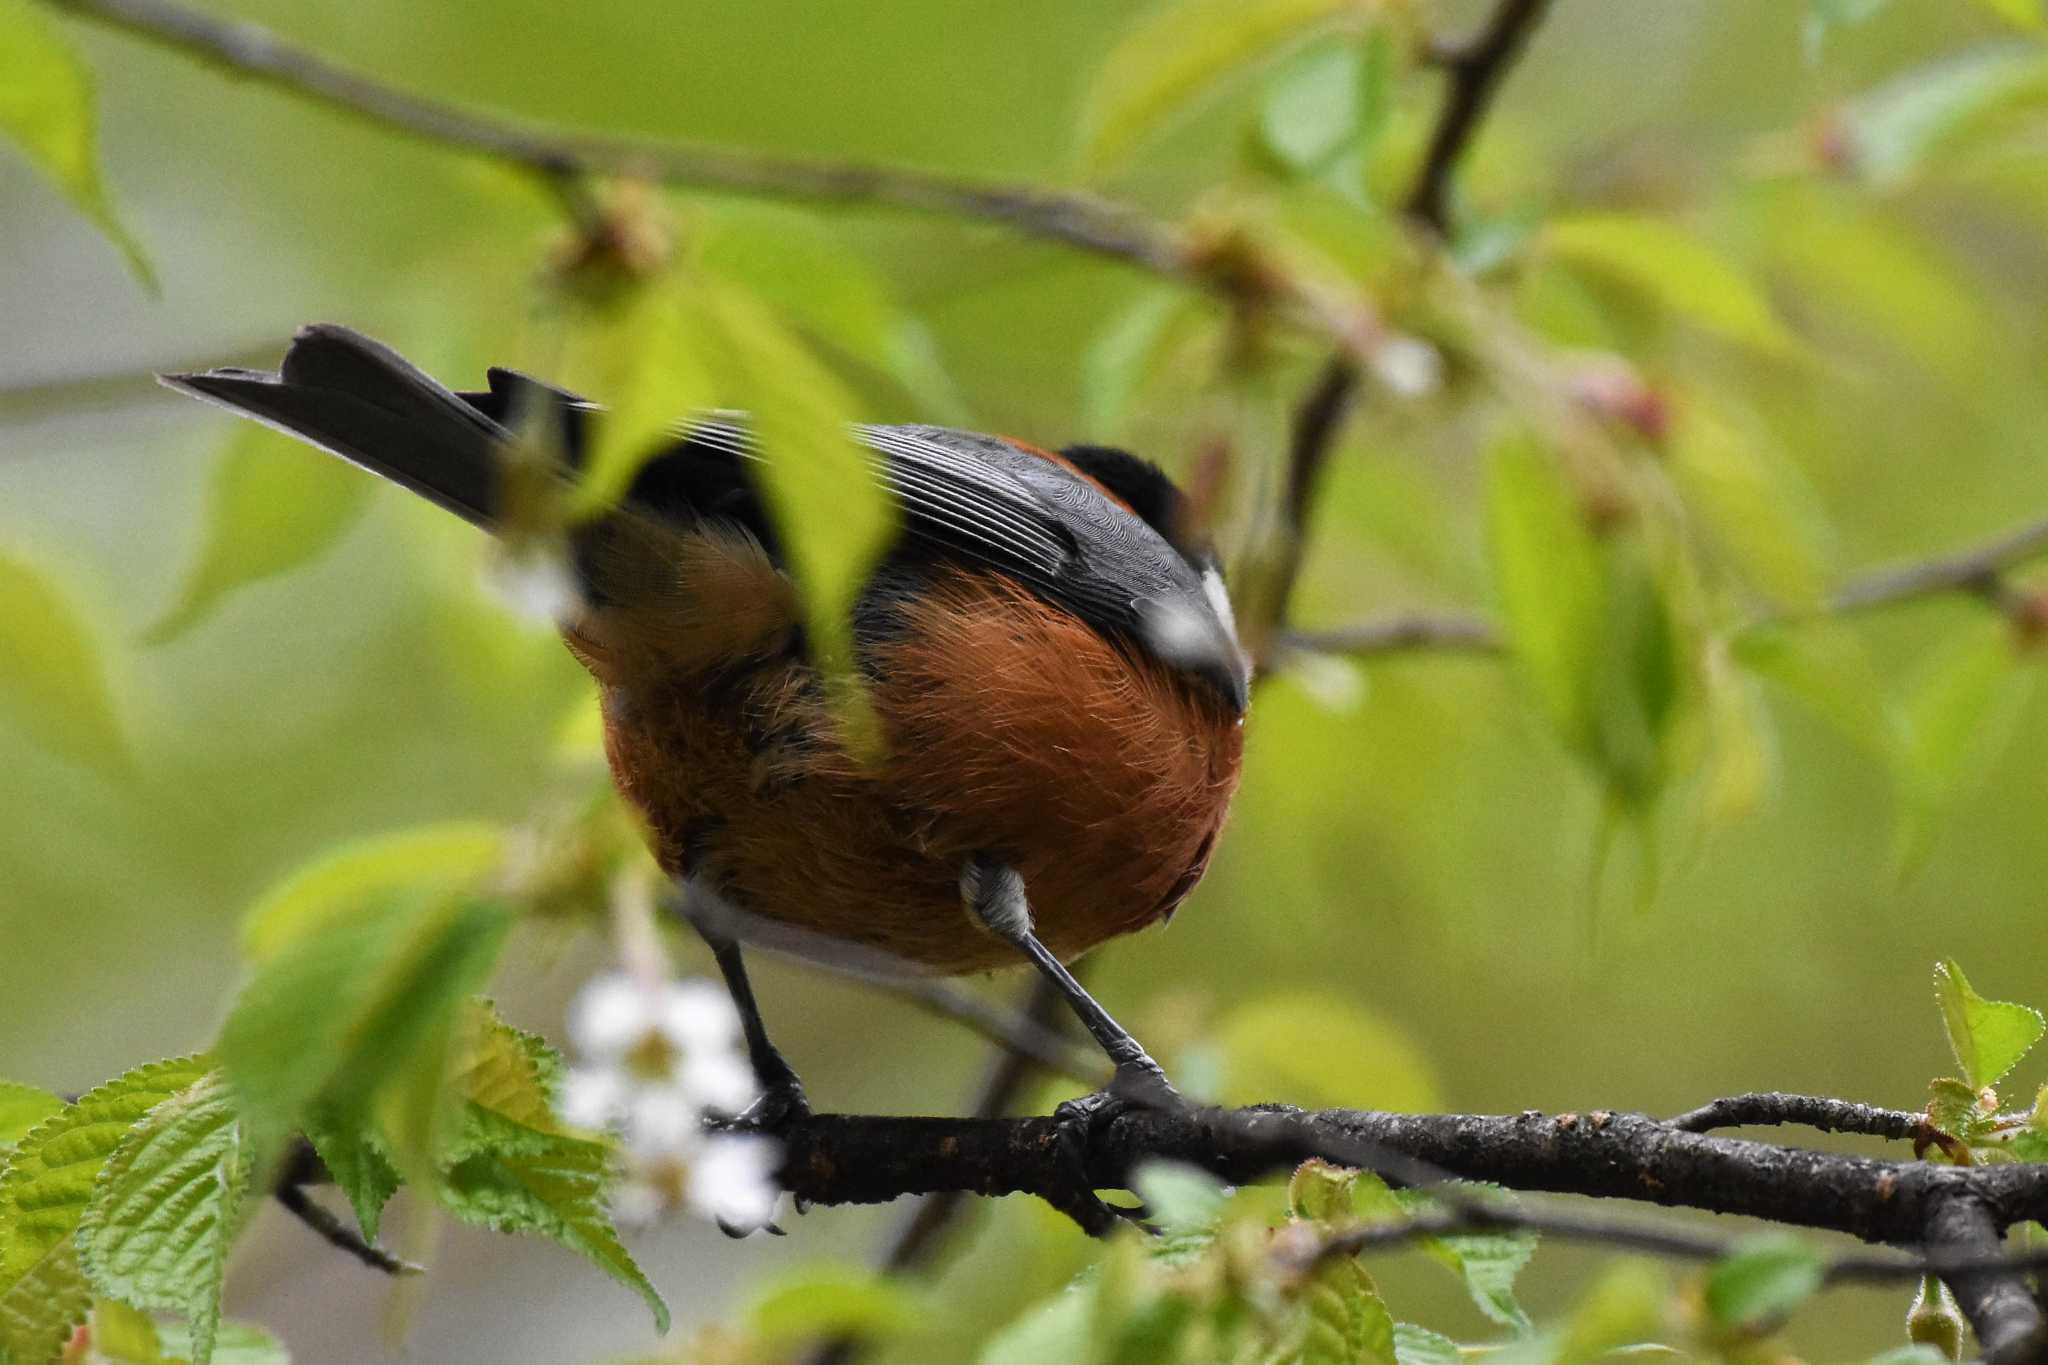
[5,0,2048,1359]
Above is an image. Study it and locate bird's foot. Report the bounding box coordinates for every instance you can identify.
[1046,1056,1186,1236]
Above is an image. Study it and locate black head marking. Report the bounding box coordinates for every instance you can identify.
[1058,444,1214,571]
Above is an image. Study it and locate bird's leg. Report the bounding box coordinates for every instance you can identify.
[666,891,811,1133]
[960,856,1181,1111]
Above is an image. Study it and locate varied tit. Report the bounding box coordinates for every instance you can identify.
[166,324,1249,1127]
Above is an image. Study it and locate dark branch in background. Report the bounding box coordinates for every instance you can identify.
[50,0,1182,279]
[1259,0,1557,665]
[271,1140,414,1276]
[1280,612,1502,660]
[807,976,1070,1365]
[1828,513,2048,618]
[875,975,1108,1089]
[775,1100,2048,1360]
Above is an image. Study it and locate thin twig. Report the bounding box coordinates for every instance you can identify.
[876,977,1111,1089]
[1829,513,2048,615]
[271,1183,415,1277]
[1665,1091,1928,1140]
[806,975,1070,1365]
[1280,614,1502,659]
[48,0,1187,278]
[1405,0,1559,236]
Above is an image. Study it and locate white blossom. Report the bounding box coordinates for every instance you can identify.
[1369,334,1442,398]
[688,1134,782,1229]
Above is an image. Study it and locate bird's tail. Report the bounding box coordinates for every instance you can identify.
[162,324,543,529]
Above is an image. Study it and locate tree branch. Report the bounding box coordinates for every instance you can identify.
[777,1104,2048,1243]
[1925,1196,2048,1363]
[1828,513,2048,616]
[47,0,1188,278]
[1665,1090,1930,1140]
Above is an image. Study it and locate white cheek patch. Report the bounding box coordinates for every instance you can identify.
[1201,566,1239,646]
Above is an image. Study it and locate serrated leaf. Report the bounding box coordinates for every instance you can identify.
[219,888,514,1169]
[438,1132,667,1333]
[1381,1183,1537,1334]
[0,0,153,286]
[1934,959,2045,1089]
[743,1263,927,1346]
[1298,1256,1396,1365]
[1079,0,1385,171]
[147,430,373,643]
[1704,1235,1824,1329]
[442,1003,572,1166]
[1218,995,1439,1112]
[0,1057,210,1365]
[0,1083,63,1149]
[156,1318,289,1365]
[1841,46,2048,185]
[1392,1323,1461,1365]
[300,1111,400,1246]
[77,1072,253,1365]
[237,822,504,963]
[1542,214,1799,358]
[1287,1159,1359,1225]
[1131,1162,1227,1235]
[695,275,895,737]
[1926,1077,1992,1144]
[0,550,131,778]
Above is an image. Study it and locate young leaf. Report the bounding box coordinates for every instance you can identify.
[0,1057,211,1365]
[1298,1256,1397,1365]
[0,0,153,285]
[441,1003,573,1165]
[92,1297,172,1364]
[301,1111,401,1246]
[1731,620,1899,759]
[0,1082,63,1149]
[1392,1323,1462,1365]
[438,1131,668,1333]
[0,549,131,778]
[743,1263,928,1346]
[1485,435,1603,750]
[1669,402,1833,608]
[1257,36,1363,176]
[562,279,720,518]
[1287,1158,1360,1225]
[1895,619,2032,869]
[1385,1184,1538,1334]
[1078,0,1377,171]
[218,888,514,1166]
[1925,1076,1994,1145]
[1082,288,1204,438]
[1933,959,2046,1090]
[77,1072,254,1365]
[696,276,896,736]
[237,821,504,962]
[1703,1234,1825,1329]
[156,1318,290,1365]
[1131,1161,1228,1235]
[1840,46,2048,186]
[977,1282,1095,1365]
[1541,214,1800,358]
[148,429,373,643]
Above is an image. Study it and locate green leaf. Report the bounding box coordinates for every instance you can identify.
[0,0,153,286]
[237,821,504,962]
[1541,214,1799,358]
[1896,620,2033,868]
[1377,1182,1538,1334]
[1933,959,2045,1090]
[743,1263,928,1346]
[1670,402,1833,606]
[300,1112,400,1247]
[0,1083,63,1149]
[977,1283,1094,1365]
[1217,995,1440,1111]
[1257,37,1362,175]
[1978,0,2046,31]
[1732,621,1899,760]
[147,430,373,643]
[218,887,514,1166]
[157,1318,290,1365]
[77,1073,254,1365]
[0,550,131,778]
[1840,46,2048,186]
[92,1298,171,1364]
[1298,1257,1397,1365]
[1925,1077,1993,1144]
[700,207,967,422]
[1082,288,1205,438]
[562,280,720,518]
[0,1057,210,1365]
[695,275,896,734]
[1486,436,1604,748]
[1704,1234,1825,1329]
[1804,0,1892,61]
[1078,0,1385,171]
[1287,1159,1359,1225]
[1392,1323,1461,1365]
[438,1131,667,1333]
[442,1003,573,1164]
[1130,1162,1227,1235]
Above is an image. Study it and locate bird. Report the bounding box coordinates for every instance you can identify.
[163,323,1249,1129]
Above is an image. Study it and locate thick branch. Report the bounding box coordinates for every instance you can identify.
[49,0,1188,278]
[775,1103,2048,1253]
[1926,1196,2048,1363]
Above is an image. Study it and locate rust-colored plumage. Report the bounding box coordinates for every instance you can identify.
[589,527,1243,974]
